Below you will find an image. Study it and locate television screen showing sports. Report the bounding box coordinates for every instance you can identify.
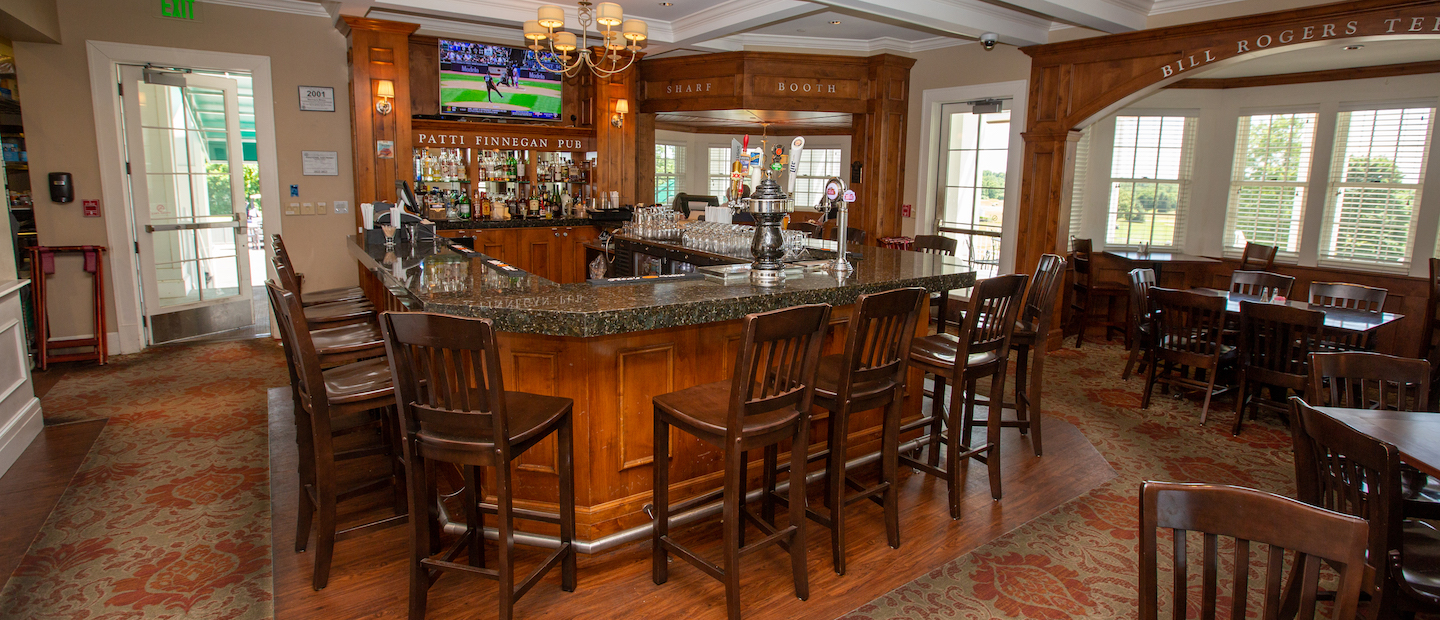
[439,39,563,121]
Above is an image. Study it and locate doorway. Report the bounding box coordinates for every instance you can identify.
[934,99,1011,278]
[117,64,267,345]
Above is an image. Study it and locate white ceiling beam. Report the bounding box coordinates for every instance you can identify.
[646,0,824,55]
[985,0,1145,33]
[806,0,1051,46]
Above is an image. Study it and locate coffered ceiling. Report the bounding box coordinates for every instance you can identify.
[237,0,1259,55]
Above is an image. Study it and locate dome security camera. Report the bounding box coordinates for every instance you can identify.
[980,32,998,50]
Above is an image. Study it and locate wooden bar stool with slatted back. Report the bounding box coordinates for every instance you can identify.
[997,254,1065,457]
[652,303,831,620]
[913,235,958,334]
[381,312,577,620]
[903,273,1028,517]
[273,258,377,328]
[273,234,367,306]
[781,287,925,575]
[267,282,406,591]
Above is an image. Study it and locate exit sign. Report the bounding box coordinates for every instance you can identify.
[158,0,199,20]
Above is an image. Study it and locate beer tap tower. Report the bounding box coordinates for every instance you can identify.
[814,177,853,274]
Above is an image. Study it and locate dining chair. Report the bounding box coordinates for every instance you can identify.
[274,234,368,306]
[381,311,577,620]
[1122,268,1155,381]
[904,273,1028,517]
[1138,480,1369,620]
[913,234,959,334]
[267,282,406,591]
[790,287,924,575]
[1239,241,1278,271]
[1142,287,1233,424]
[1310,282,1388,351]
[1423,257,1440,410]
[652,303,831,620]
[1307,351,1430,412]
[1290,398,1440,619]
[1068,238,1128,347]
[825,224,867,245]
[788,221,822,237]
[1229,270,1295,299]
[1232,301,1323,435]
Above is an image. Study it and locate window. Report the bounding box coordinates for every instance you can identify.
[1067,127,1091,243]
[790,148,842,208]
[936,103,1010,275]
[1106,116,1194,248]
[1223,112,1319,256]
[1319,106,1434,271]
[655,144,685,205]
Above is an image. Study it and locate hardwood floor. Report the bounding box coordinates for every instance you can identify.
[0,418,107,579]
[269,387,1117,620]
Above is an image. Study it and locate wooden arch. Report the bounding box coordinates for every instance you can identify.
[1013,0,1440,274]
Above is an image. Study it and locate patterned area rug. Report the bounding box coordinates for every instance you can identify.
[0,339,286,619]
[842,342,1301,619]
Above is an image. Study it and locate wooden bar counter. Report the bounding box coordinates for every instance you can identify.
[349,231,975,544]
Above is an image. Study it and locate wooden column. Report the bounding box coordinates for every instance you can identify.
[850,55,914,241]
[341,17,419,229]
[635,113,655,205]
[594,59,639,206]
[1014,128,1078,278]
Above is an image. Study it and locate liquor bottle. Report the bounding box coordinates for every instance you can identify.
[457,190,471,220]
[479,191,490,219]
[528,189,540,219]
[507,153,518,179]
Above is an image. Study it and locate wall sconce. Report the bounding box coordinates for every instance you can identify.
[375,79,395,115]
[611,98,628,127]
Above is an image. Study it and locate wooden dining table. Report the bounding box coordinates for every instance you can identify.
[1104,250,1221,287]
[1314,407,1440,477]
[1192,288,1404,336]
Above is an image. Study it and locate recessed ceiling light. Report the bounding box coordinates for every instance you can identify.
[1344,44,1364,50]
[829,20,841,24]
[659,2,672,5]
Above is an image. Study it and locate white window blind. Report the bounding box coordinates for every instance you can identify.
[791,147,842,209]
[1319,106,1434,271]
[1067,128,1090,243]
[1105,115,1195,248]
[1223,112,1319,257]
[655,144,685,204]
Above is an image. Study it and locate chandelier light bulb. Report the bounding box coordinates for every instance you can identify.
[523,20,548,40]
[621,19,647,41]
[595,2,623,26]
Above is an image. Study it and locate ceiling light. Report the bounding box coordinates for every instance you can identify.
[1344,44,1364,50]
[829,20,841,24]
[659,2,672,6]
[530,1,647,78]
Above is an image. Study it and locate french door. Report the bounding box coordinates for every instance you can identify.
[119,65,252,344]
[935,99,1011,277]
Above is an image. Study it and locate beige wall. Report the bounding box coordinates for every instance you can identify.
[15,0,355,341]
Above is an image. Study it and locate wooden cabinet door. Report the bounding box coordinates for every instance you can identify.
[516,226,559,280]
[566,226,600,283]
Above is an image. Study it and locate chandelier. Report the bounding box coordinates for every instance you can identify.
[524,1,647,78]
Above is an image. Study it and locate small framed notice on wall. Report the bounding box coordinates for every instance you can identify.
[298,86,335,112]
[302,151,339,176]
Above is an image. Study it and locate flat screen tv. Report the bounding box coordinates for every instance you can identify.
[439,39,563,121]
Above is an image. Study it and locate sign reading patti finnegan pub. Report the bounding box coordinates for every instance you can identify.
[1160,11,1440,80]
[414,131,594,152]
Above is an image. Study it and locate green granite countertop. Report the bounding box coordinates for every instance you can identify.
[350,235,976,338]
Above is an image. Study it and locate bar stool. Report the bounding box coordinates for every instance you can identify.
[380,312,577,620]
[789,287,925,575]
[998,254,1065,457]
[652,303,831,620]
[273,234,367,306]
[273,258,377,328]
[913,235,959,334]
[267,282,406,590]
[1069,238,1127,347]
[902,274,1028,518]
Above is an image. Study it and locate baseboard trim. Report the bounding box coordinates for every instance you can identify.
[0,397,43,477]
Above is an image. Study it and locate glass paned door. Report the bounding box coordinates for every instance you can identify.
[936,101,1010,277]
[121,66,252,344]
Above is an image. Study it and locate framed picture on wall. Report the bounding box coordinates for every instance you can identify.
[299,86,335,112]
